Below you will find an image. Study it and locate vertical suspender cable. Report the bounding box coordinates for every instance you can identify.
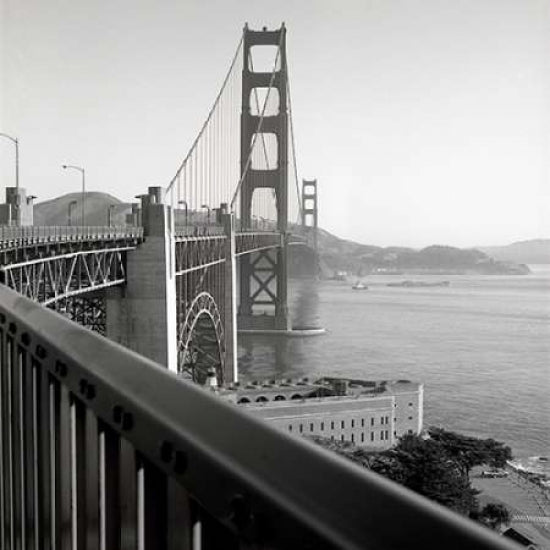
[165,34,244,206]
[287,64,303,225]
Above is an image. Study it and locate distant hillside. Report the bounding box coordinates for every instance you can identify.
[33,192,530,276]
[306,230,530,277]
[34,192,132,226]
[478,239,550,265]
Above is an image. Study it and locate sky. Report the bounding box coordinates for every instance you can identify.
[1,0,549,248]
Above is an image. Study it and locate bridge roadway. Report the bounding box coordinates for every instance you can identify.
[0,224,286,302]
[0,224,286,257]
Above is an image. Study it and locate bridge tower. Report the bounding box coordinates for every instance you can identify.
[238,23,291,331]
[302,179,318,253]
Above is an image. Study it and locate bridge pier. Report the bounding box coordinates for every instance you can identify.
[106,187,178,371]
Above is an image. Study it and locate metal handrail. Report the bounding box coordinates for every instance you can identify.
[0,284,518,549]
[0,225,143,246]
[174,225,226,238]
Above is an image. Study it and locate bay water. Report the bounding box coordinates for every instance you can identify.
[237,266,550,461]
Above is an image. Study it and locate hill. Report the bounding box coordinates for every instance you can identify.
[34,192,133,226]
[478,239,550,265]
[33,192,530,275]
[301,228,529,276]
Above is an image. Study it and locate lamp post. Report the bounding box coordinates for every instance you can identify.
[178,200,188,228]
[0,133,19,192]
[62,164,85,225]
[68,200,78,226]
[108,204,116,227]
[201,204,211,225]
[0,133,20,225]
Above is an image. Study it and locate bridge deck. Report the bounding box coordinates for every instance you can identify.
[0,225,286,255]
[0,225,144,250]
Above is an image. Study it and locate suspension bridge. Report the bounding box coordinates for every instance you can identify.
[0,24,515,550]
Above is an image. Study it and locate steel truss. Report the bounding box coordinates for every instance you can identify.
[175,235,226,275]
[0,225,142,264]
[174,232,284,384]
[1,246,130,305]
[178,292,225,384]
[245,249,280,314]
[175,237,227,384]
[49,294,106,334]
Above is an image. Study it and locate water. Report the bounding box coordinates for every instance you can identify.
[237,266,550,461]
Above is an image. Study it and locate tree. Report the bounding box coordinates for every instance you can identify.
[369,434,479,514]
[311,429,513,518]
[479,503,511,530]
[427,428,512,479]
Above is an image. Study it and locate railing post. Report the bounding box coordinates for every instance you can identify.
[99,422,120,550]
[136,456,167,550]
[70,395,86,549]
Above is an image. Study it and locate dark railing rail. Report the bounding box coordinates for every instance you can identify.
[0,284,519,549]
[0,225,144,249]
[235,231,283,256]
[174,225,226,239]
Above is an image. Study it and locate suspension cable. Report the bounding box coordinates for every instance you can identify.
[287,62,303,224]
[166,33,244,197]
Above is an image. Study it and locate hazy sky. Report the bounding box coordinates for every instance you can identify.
[1,0,549,247]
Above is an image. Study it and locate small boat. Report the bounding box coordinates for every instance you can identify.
[352,281,368,290]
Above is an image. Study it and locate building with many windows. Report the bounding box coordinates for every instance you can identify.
[218,377,423,450]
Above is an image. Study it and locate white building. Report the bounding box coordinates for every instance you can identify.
[220,378,424,450]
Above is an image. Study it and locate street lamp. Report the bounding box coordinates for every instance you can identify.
[0,133,19,192]
[62,164,85,225]
[68,200,78,226]
[178,200,188,227]
[108,204,116,227]
[201,204,211,225]
[0,133,20,225]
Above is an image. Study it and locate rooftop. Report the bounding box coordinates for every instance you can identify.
[213,376,423,404]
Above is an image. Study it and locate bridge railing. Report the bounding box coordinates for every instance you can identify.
[0,225,143,248]
[0,284,518,549]
[174,225,226,239]
[235,231,283,256]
